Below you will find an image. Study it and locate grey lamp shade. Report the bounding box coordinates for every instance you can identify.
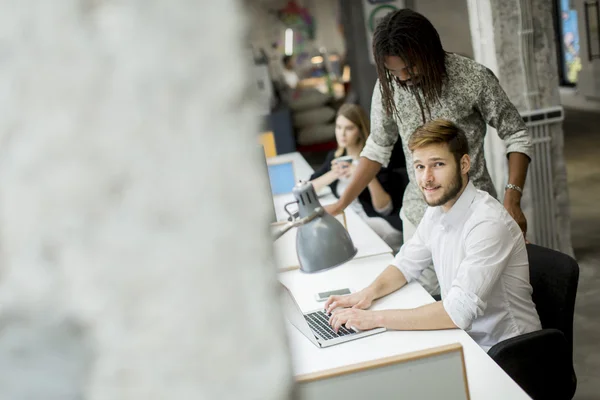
[292,182,357,273]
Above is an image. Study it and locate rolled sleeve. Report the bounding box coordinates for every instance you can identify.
[392,211,432,282]
[476,68,532,160]
[373,199,393,215]
[443,286,485,330]
[442,219,513,331]
[361,136,394,167]
[361,80,399,167]
[503,129,532,160]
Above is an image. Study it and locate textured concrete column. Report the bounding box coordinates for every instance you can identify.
[0,1,292,399]
[467,0,573,255]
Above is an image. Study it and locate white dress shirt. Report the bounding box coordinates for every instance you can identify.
[282,69,299,89]
[393,181,542,351]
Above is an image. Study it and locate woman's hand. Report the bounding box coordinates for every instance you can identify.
[340,162,356,179]
[331,159,354,179]
[331,159,350,179]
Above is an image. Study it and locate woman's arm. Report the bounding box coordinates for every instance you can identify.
[326,157,382,215]
[310,170,340,192]
[367,177,392,213]
[309,151,338,192]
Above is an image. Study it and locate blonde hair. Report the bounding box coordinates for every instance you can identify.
[334,104,370,158]
[408,119,469,164]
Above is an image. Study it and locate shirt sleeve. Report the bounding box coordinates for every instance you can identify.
[391,211,432,281]
[373,201,393,215]
[283,70,299,89]
[442,219,513,330]
[476,68,532,159]
[360,80,399,168]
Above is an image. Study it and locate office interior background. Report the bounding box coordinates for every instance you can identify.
[0,0,598,398]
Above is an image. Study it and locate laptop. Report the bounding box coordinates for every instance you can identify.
[258,149,280,223]
[280,283,386,348]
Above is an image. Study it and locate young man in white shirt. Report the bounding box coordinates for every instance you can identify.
[325,119,541,351]
[281,55,299,89]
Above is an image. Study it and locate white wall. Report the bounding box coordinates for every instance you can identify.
[246,0,287,53]
[414,0,474,58]
[246,0,345,72]
[561,0,600,109]
[560,87,600,111]
[312,0,345,55]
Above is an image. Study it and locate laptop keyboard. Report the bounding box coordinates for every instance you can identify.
[304,310,356,341]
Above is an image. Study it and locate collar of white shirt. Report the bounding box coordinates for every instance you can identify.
[434,180,478,230]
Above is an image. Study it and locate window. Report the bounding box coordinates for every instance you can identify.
[556,0,582,85]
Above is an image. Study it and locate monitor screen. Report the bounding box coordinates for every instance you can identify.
[257,149,279,223]
[268,161,296,196]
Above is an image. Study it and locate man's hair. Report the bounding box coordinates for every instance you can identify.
[372,9,447,122]
[282,55,292,66]
[408,119,469,165]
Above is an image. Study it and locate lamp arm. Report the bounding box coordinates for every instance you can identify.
[272,207,324,241]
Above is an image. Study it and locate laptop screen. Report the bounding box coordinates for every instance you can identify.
[267,161,296,196]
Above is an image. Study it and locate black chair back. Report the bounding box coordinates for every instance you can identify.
[489,244,579,399]
[526,243,579,354]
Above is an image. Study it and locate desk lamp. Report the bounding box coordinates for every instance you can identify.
[273,181,357,273]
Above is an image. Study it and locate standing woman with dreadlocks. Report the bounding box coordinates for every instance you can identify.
[325,9,532,296]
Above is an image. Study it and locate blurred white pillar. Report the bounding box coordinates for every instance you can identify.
[0,1,292,399]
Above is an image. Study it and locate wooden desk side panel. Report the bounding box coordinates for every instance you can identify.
[296,345,469,400]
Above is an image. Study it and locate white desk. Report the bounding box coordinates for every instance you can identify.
[280,254,532,400]
[269,152,392,271]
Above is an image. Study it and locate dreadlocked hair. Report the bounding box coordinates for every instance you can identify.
[372,9,448,123]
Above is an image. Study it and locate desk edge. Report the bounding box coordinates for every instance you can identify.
[295,342,466,385]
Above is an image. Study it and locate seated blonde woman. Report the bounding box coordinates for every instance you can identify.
[310,104,403,252]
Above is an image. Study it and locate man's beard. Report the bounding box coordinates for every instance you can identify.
[422,164,463,207]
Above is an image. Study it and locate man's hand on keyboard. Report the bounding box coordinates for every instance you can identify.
[324,288,374,314]
[329,308,382,333]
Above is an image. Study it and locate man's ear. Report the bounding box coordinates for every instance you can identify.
[460,154,471,175]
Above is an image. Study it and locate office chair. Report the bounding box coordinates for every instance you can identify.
[488,244,579,400]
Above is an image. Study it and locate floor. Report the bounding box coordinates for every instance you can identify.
[563,108,600,400]
[303,107,600,399]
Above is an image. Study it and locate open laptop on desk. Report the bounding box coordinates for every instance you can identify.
[280,283,386,348]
